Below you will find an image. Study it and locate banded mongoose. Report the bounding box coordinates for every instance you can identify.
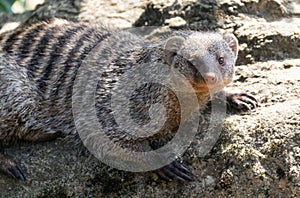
[0,19,257,182]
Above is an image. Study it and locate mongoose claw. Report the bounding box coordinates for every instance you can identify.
[0,154,26,181]
[226,92,258,111]
[156,161,194,182]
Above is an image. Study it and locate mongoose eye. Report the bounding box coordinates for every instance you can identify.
[218,57,225,66]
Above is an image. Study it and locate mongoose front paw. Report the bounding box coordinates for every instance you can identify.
[156,161,194,182]
[226,93,258,111]
[0,154,26,181]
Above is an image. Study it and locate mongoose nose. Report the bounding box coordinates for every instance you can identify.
[204,73,217,84]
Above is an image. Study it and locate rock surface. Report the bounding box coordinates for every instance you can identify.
[0,0,299,197]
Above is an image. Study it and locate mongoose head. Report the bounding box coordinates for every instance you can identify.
[164,32,238,93]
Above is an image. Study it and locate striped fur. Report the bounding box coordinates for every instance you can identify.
[0,19,170,143]
[0,19,245,181]
[1,19,110,101]
[0,19,238,144]
[0,19,118,142]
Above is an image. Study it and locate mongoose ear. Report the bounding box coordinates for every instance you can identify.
[224,34,239,57]
[164,36,185,65]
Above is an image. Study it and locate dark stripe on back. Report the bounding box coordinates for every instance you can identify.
[3,28,25,53]
[26,26,57,79]
[65,31,111,102]
[51,27,110,100]
[36,25,85,93]
[16,23,46,60]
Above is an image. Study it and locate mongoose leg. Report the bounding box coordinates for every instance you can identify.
[156,161,194,182]
[0,52,65,180]
[0,131,62,180]
[226,92,258,111]
[0,154,26,181]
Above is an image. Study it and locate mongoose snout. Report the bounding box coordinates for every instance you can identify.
[203,72,217,85]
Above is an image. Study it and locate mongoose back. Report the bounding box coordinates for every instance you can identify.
[0,19,257,181]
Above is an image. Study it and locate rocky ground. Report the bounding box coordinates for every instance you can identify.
[0,0,299,197]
